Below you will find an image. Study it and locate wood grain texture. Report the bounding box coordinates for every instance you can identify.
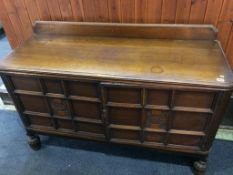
[0,0,19,48]
[189,0,208,24]
[145,0,163,23]
[82,0,109,22]
[24,0,41,24]
[14,0,33,40]
[121,0,135,23]
[46,0,62,21]
[70,0,84,21]
[204,0,224,25]
[226,28,233,66]
[58,0,74,21]
[219,0,233,22]
[2,22,231,89]
[36,0,51,20]
[33,21,217,40]
[108,0,121,22]
[2,0,25,43]
[175,0,191,24]
[162,0,177,23]
[0,0,233,69]
[217,22,233,50]
[135,0,147,23]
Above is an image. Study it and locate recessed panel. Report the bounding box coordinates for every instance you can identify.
[107,87,141,104]
[19,95,49,113]
[57,119,73,130]
[77,122,104,134]
[174,91,215,109]
[109,107,141,126]
[11,76,41,92]
[27,115,52,127]
[145,110,168,129]
[111,129,140,140]
[44,79,63,94]
[67,81,98,97]
[147,89,170,106]
[49,98,69,117]
[172,111,209,131]
[72,100,101,119]
[169,134,202,147]
[144,131,165,143]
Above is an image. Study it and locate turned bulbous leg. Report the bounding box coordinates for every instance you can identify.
[28,135,41,151]
[193,157,208,175]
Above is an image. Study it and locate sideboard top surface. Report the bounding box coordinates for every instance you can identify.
[0,21,233,89]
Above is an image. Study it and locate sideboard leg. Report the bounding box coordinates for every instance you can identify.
[27,133,41,151]
[193,156,208,175]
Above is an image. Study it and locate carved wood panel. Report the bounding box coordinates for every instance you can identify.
[6,75,220,151]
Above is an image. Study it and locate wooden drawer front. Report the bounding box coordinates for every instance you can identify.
[147,89,170,106]
[44,79,63,94]
[144,131,165,143]
[11,76,41,92]
[7,75,220,151]
[174,91,215,109]
[111,129,140,141]
[108,107,141,126]
[49,98,69,117]
[172,112,209,131]
[57,119,73,130]
[145,110,168,129]
[106,87,141,104]
[77,122,104,135]
[19,95,49,113]
[26,114,52,128]
[169,134,202,147]
[71,100,101,120]
[67,81,98,98]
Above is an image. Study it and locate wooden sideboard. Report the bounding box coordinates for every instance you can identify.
[1,21,233,174]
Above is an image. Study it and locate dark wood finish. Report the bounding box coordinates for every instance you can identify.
[0,22,233,174]
[33,21,217,40]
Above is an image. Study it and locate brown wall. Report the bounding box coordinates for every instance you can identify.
[0,0,233,67]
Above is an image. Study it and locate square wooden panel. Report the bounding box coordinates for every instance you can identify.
[76,122,104,134]
[145,110,168,129]
[71,100,101,119]
[19,94,49,113]
[56,119,73,130]
[67,81,98,98]
[27,115,52,127]
[172,111,209,131]
[147,89,170,106]
[108,107,141,126]
[107,87,141,104]
[44,79,63,94]
[174,91,215,109]
[111,129,140,140]
[169,134,202,147]
[144,131,165,143]
[48,98,69,117]
[11,76,41,92]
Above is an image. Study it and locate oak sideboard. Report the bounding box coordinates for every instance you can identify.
[1,21,233,174]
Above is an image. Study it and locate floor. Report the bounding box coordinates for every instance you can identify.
[0,35,233,175]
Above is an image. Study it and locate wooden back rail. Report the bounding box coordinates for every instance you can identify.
[34,21,217,40]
